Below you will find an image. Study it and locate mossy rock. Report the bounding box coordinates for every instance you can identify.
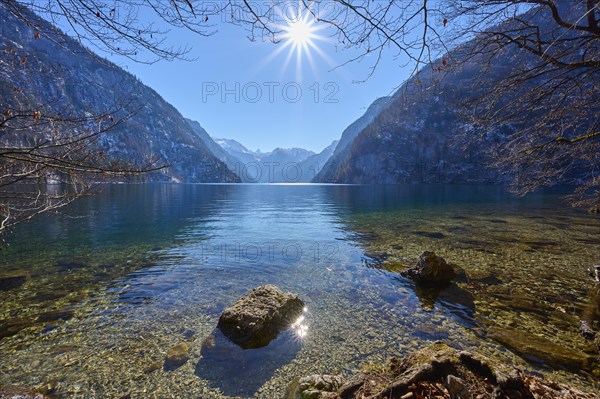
[286,375,343,399]
[217,284,305,349]
[487,325,592,370]
[401,252,457,286]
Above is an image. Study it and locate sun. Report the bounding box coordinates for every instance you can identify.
[280,10,321,63]
[272,6,329,75]
[283,16,316,49]
[260,3,333,78]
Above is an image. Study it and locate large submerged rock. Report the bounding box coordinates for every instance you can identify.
[217,284,305,349]
[401,251,456,286]
[487,325,593,370]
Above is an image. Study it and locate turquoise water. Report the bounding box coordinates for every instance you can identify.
[0,184,599,398]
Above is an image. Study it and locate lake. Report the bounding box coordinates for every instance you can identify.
[1,184,599,398]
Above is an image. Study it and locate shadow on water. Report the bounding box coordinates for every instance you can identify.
[195,328,302,397]
[361,251,477,329]
[400,277,478,329]
[109,265,183,306]
[321,184,538,212]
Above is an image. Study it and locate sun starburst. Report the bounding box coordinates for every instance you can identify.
[282,11,318,54]
[257,2,333,79]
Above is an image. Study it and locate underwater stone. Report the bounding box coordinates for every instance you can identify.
[0,385,48,399]
[487,326,592,369]
[287,375,343,399]
[37,310,74,323]
[143,361,163,374]
[413,231,446,239]
[217,284,304,349]
[401,252,456,286]
[164,342,190,370]
[0,270,30,291]
[0,318,37,339]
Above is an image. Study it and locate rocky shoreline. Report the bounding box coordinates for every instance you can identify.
[287,343,597,399]
[2,342,597,399]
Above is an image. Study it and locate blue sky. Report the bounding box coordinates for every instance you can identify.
[106,12,413,153]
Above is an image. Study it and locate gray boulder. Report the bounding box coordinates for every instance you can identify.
[402,251,456,286]
[217,284,305,349]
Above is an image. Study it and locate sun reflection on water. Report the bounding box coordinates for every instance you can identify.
[292,307,309,338]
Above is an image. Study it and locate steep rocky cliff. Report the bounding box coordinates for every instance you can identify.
[0,5,240,183]
[315,6,593,185]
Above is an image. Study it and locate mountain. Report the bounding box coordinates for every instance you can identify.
[315,8,586,184]
[297,140,339,182]
[315,98,391,182]
[185,119,245,177]
[259,147,315,165]
[258,147,316,183]
[213,138,322,183]
[314,63,505,184]
[0,4,240,183]
[213,138,259,165]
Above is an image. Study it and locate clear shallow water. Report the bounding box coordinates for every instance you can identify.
[0,184,599,398]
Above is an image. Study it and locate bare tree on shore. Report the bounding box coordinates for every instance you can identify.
[0,63,163,233]
[445,1,600,208]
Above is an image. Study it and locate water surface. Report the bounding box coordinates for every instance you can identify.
[1,184,599,398]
